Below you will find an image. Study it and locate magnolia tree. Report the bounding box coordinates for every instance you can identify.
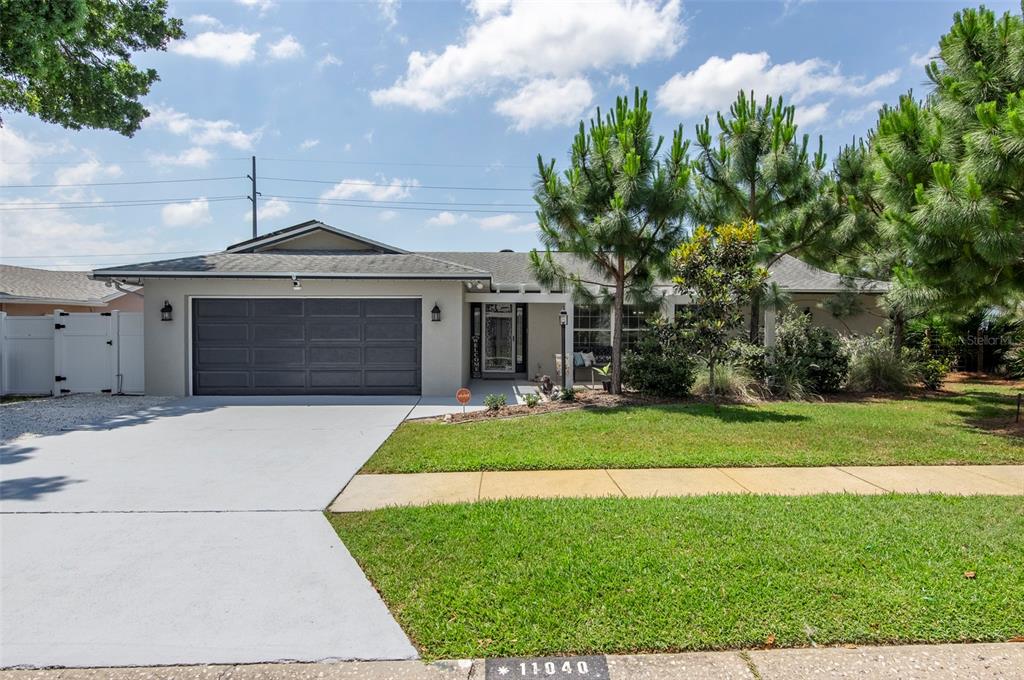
[530,88,693,394]
[672,221,767,404]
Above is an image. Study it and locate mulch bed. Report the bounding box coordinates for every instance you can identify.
[427,388,677,424]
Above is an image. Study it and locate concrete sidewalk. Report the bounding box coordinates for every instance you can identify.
[2,643,1021,679]
[330,464,1024,511]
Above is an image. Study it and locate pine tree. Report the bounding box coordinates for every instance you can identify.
[530,89,693,394]
[692,91,828,343]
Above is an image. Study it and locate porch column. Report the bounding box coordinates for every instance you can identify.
[563,300,574,389]
[764,307,777,347]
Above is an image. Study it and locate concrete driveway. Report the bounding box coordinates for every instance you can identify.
[0,397,418,668]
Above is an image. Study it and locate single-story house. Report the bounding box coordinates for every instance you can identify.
[91,220,888,397]
[1,264,143,316]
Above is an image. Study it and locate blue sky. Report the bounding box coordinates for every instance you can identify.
[1,0,1015,270]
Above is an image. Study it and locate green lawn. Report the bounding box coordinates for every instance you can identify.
[364,385,1024,472]
[330,495,1024,659]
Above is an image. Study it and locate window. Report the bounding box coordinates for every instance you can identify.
[573,304,610,352]
[621,305,649,350]
[572,304,650,352]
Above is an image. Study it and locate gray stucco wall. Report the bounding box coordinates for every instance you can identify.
[788,293,887,337]
[141,277,466,397]
[527,303,562,380]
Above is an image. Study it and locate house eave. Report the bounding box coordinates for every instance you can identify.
[90,270,490,281]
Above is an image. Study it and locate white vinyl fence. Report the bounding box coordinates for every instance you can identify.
[0,310,144,396]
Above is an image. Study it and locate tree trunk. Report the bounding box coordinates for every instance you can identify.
[611,270,625,395]
[892,311,905,352]
[976,327,985,373]
[748,292,761,344]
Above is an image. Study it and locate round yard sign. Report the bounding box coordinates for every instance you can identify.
[456,387,472,405]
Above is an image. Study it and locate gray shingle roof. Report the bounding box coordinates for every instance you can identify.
[423,252,888,293]
[92,251,489,279]
[0,265,135,305]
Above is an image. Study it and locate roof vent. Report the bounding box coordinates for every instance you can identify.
[499,248,514,253]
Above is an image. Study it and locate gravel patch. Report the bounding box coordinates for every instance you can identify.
[0,394,175,444]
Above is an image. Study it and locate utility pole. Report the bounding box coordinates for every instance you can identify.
[246,155,260,239]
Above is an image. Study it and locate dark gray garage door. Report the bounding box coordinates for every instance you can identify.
[192,298,421,395]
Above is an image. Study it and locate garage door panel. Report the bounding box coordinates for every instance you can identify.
[254,347,305,366]
[309,370,363,387]
[365,299,419,317]
[309,346,361,365]
[192,297,421,395]
[308,321,361,341]
[365,345,417,365]
[366,369,419,388]
[196,371,251,389]
[253,324,306,342]
[365,321,418,341]
[253,371,307,388]
[307,299,361,316]
[195,299,248,318]
[197,347,250,366]
[196,323,249,342]
[254,299,304,316]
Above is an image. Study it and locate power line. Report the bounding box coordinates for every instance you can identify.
[259,156,533,170]
[0,196,247,211]
[262,195,534,214]
[0,176,242,189]
[260,176,533,192]
[264,192,534,208]
[0,157,249,166]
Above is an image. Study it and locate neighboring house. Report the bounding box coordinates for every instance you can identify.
[0,265,143,316]
[92,220,888,397]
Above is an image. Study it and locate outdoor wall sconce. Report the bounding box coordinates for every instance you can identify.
[431,303,442,322]
[559,308,568,326]
[160,301,173,322]
[292,274,302,291]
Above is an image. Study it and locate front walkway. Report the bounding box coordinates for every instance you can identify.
[3,643,1020,679]
[330,464,1024,511]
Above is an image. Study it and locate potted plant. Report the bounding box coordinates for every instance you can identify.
[594,363,612,392]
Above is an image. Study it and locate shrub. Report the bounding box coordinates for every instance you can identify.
[736,313,849,399]
[622,319,697,397]
[1004,343,1024,378]
[523,392,541,408]
[483,393,507,411]
[559,386,577,402]
[693,362,759,402]
[919,358,950,390]
[845,332,916,393]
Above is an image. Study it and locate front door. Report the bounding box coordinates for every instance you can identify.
[483,303,515,373]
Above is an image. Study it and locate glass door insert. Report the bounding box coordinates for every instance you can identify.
[483,303,515,373]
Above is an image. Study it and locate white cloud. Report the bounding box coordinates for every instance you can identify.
[834,99,884,128]
[320,177,418,201]
[656,52,900,118]
[268,34,304,60]
[377,0,400,27]
[171,31,260,65]
[162,198,212,227]
[371,0,683,111]
[188,14,222,28]
[0,127,51,184]
[343,142,352,152]
[607,73,630,90]
[468,0,512,19]
[53,159,122,187]
[477,213,537,233]
[235,0,275,13]
[146,106,261,150]
[298,138,320,151]
[378,210,398,222]
[316,52,343,70]
[426,211,469,226]
[149,146,214,168]
[364,130,375,144]
[794,101,830,127]
[259,197,291,220]
[494,77,594,131]
[0,200,160,267]
[910,50,936,68]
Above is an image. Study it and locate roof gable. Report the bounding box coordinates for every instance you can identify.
[225,221,407,254]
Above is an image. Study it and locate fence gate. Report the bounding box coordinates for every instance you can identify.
[53,312,115,394]
[1,310,144,396]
